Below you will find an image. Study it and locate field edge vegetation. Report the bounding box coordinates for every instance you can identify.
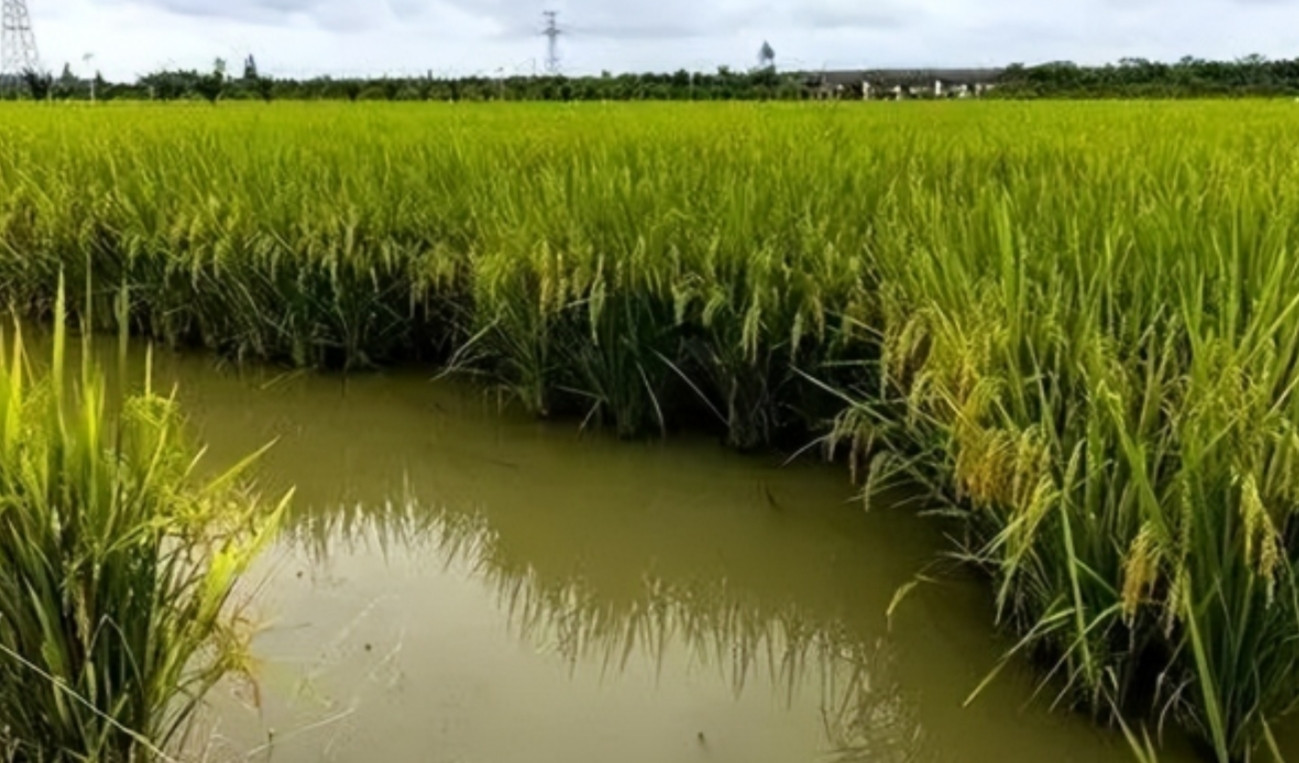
[0,284,288,761]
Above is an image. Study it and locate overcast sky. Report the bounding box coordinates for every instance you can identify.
[28,0,1299,81]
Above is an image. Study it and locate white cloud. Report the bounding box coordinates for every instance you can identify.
[24,0,1299,81]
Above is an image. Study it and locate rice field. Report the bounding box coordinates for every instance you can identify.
[2,100,1299,760]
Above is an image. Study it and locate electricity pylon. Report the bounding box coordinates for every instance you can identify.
[1,0,42,80]
[542,11,561,75]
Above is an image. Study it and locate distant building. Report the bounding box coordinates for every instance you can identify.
[800,68,1003,99]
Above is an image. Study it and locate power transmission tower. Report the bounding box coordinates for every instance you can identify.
[1,0,41,80]
[542,10,561,75]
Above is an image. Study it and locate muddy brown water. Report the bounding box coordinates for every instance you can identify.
[94,344,1210,762]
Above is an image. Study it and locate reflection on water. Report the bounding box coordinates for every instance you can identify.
[59,340,1182,763]
[283,500,923,762]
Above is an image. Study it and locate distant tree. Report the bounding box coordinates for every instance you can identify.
[392,84,421,101]
[144,70,190,101]
[194,58,226,104]
[255,75,274,102]
[416,75,434,101]
[21,68,53,101]
[758,41,775,70]
[751,66,779,88]
[53,62,78,100]
[243,54,259,82]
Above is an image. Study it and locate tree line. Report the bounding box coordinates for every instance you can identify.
[3,56,802,103]
[992,55,1299,98]
[7,54,1299,103]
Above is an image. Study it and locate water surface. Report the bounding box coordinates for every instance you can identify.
[117,349,1183,762]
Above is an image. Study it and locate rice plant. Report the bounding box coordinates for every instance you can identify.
[0,285,287,761]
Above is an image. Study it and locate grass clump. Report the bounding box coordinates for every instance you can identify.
[0,286,285,761]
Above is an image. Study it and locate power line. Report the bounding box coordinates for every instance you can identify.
[1,0,41,79]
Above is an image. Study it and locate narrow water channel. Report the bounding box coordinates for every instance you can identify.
[110,345,1199,762]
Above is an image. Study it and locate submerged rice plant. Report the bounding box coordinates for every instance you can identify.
[0,286,287,761]
[1,100,1298,759]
